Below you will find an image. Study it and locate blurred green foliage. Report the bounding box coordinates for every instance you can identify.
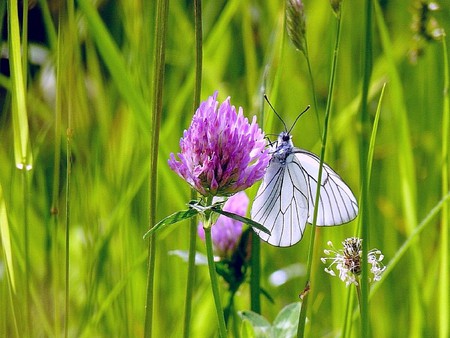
[0,0,449,337]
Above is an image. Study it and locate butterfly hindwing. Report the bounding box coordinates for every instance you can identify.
[294,150,358,226]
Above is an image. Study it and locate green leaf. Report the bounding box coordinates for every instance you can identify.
[188,199,226,213]
[239,310,271,338]
[272,302,302,337]
[212,208,271,235]
[143,208,198,239]
[239,303,302,338]
[240,320,257,338]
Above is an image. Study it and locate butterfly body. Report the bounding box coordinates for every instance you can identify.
[251,131,358,247]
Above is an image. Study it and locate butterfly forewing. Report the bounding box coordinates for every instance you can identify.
[251,153,309,247]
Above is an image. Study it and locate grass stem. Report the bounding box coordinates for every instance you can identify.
[359,0,374,336]
[304,43,321,138]
[22,169,31,337]
[64,128,72,338]
[144,1,169,337]
[439,35,449,338]
[297,10,343,338]
[183,1,202,336]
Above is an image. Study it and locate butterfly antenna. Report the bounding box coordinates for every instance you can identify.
[264,94,288,132]
[288,105,310,134]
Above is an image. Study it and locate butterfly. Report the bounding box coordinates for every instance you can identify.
[250,97,359,247]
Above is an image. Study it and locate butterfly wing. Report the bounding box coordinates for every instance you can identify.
[250,154,309,247]
[294,149,358,225]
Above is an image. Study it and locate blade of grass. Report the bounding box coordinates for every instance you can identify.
[345,82,385,337]
[37,0,57,51]
[368,191,450,299]
[374,2,423,336]
[366,83,385,186]
[160,0,241,126]
[21,0,28,91]
[79,252,148,338]
[0,1,5,37]
[6,0,33,170]
[52,11,64,337]
[348,195,450,329]
[439,35,449,338]
[0,178,21,337]
[6,2,33,335]
[76,0,150,130]
[0,183,16,293]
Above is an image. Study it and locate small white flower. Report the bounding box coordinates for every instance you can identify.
[322,237,386,286]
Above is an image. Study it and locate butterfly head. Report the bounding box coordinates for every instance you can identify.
[278,131,293,146]
[271,131,294,164]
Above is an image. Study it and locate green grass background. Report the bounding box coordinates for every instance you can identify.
[0,0,449,337]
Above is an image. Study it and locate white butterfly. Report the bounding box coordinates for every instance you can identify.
[251,101,358,247]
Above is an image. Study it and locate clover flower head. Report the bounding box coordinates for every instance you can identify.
[321,237,386,286]
[168,91,270,197]
[198,191,249,258]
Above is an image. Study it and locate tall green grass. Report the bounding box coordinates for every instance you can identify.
[0,1,449,337]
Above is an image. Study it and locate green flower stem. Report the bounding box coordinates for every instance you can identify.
[204,223,227,337]
[183,1,202,337]
[296,9,343,338]
[224,289,236,325]
[250,233,261,313]
[224,289,240,337]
